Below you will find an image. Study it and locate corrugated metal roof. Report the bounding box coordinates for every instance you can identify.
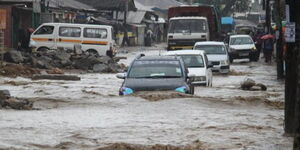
[46,0,94,10]
[91,0,136,11]
[0,0,95,10]
[118,11,146,24]
[0,0,33,2]
[134,0,181,10]
[134,0,153,12]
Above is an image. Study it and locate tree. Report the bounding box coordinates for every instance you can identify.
[193,0,252,16]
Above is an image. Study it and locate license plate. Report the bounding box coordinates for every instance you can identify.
[239,52,249,56]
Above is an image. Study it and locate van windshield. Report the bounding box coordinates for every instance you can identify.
[230,37,254,45]
[180,55,205,68]
[194,45,226,55]
[169,19,207,33]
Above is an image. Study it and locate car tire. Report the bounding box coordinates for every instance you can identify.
[86,49,99,57]
[229,57,234,63]
[37,47,49,52]
[189,85,195,95]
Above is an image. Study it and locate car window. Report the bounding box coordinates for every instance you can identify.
[128,60,183,78]
[230,37,253,45]
[59,27,81,37]
[34,25,54,35]
[194,45,226,54]
[180,55,205,68]
[84,28,107,39]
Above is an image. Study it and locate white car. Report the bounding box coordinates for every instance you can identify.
[164,50,213,86]
[194,41,230,74]
[227,34,258,62]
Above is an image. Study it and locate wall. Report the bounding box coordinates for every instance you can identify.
[0,6,12,49]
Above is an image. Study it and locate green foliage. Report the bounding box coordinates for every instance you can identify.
[194,0,252,16]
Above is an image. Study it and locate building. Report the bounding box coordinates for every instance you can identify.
[0,0,95,49]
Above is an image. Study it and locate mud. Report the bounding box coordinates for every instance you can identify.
[3,81,30,86]
[0,47,292,150]
[97,142,206,150]
[132,91,194,101]
[228,69,250,76]
[0,63,40,78]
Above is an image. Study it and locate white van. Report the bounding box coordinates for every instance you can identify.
[29,23,116,56]
[164,50,213,86]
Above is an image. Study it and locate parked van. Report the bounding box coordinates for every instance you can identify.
[29,23,116,56]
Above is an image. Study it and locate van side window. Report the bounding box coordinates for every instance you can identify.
[34,26,54,35]
[84,28,107,39]
[59,27,81,37]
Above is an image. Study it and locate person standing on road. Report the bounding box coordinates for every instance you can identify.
[262,34,275,63]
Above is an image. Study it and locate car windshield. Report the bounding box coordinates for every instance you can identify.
[194,45,226,55]
[180,55,205,68]
[128,60,183,78]
[230,37,253,45]
[169,19,207,33]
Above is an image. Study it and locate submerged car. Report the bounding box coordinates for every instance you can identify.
[194,41,230,74]
[116,54,195,95]
[164,50,213,86]
[228,35,258,62]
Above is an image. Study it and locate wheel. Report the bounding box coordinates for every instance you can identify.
[86,49,99,57]
[255,52,260,61]
[189,85,195,95]
[37,47,49,52]
[229,57,233,63]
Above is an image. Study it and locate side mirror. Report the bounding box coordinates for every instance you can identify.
[116,73,126,79]
[207,62,213,68]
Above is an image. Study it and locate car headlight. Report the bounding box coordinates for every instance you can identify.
[252,47,257,51]
[220,60,229,65]
[175,86,187,93]
[195,76,206,81]
[121,87,134,95]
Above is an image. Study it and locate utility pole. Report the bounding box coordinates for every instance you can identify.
[285,0,298,135]
[293,0,300,148]
[274,0,284,79]
[265,0,271,33]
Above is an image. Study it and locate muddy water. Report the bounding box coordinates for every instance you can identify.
[0,48,292,150]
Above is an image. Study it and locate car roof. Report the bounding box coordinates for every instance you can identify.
[170,16,207,20]
[163,50,205,56]
[194,41,225,46]
[230,34,252,38]
[137,56,181,61]
[41,23,112,28]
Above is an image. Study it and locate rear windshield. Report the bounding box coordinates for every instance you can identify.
[169,19,207,33]
[194,45,226,55]
[230,37,253,45]
[180,55,205,68]
[128,60,183,78]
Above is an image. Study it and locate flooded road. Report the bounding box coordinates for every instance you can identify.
[0,45,292,149]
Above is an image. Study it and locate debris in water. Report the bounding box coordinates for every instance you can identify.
[241,78,267,91]
[132,91,194,101]
[32,74,81,81]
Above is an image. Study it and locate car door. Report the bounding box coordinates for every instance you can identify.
[57,26,82,50]
[31,25,56,50]
[81,27,110,56]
